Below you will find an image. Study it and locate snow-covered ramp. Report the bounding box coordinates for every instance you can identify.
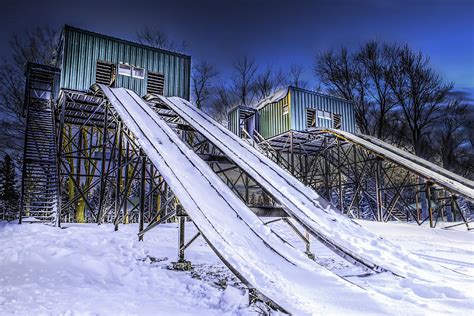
[97,85,403,314]
[155,95,472,285]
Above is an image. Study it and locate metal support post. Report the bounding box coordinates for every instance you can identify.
[178,215,185,261]
[374,158,383,222]
[122,138,130,224]
[451,195,457,222]
[113,123,123,231]
[337,140,343,211]
[172,204,192,270]
[138,150,146,241]
[353,148,360,219]
[55,96,67,227]
[97,106,109,224]
[290,132,294,175]
[425,182,434,228]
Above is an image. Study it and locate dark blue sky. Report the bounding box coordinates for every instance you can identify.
[2,0,473,94]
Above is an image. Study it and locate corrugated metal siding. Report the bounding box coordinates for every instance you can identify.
[227,107,240,136]
[60,26,191,99]
[290,87,355,133]
[258,92,291,139]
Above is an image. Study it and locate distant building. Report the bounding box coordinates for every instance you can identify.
[228,86,356,139]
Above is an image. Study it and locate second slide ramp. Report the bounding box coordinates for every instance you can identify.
[157,95,472,286]
[320,128,474,199]
[98,85,405,314]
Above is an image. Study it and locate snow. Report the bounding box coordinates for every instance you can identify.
[99,86,412,314]
[0,220,473,315]
[268,219,474,314]
[4,86,469,314]
[0,222,252,315]
[254,87,289,110]
[161,95,473,289]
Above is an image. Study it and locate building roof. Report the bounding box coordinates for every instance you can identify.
[255,86,354,110]
[255,87,289,110]
[63,25,191,60]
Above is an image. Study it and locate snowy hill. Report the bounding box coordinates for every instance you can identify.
[0,221,473,315]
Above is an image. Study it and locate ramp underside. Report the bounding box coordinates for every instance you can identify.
[98,85,399,314]
[320,128,474,199]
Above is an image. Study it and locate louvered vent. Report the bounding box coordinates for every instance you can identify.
[306,109,316,128]
[147,71,165,95]
[333,113,342,129]
[95,60,115,86]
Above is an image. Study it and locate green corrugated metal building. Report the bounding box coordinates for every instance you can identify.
[58,25,191,99]
[228,86,356,139]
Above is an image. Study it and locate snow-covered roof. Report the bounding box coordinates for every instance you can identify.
[255,87,290,110]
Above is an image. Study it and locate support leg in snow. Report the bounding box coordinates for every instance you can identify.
[172,204,192,271]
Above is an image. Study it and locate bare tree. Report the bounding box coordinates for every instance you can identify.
[191,61,218,110]
[253,66,286,101]
[231,56,258,106]
[356,41,396,139]
[315,47,371,134]
[289,64,308,89]
[0,26,59,156]
[432,99,473,176]
[385,45,453,158]
[208,85,236,124]
[136,26,187,53]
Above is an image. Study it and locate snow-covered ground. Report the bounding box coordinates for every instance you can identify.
[0,220,472,315]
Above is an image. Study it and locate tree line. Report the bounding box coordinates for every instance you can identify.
[0,25,472,192]
[314,42,473,176]
[0,155,19,220]
[190,41,473,179]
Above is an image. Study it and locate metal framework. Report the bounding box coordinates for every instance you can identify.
[47,87,315,266]
[19,63,60,224]
[247,129,472,230]
[34,87,316,311]
[21,80,472,310]
[55,89,180,230]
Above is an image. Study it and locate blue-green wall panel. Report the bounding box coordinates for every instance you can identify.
[290,87,355,133]
[227,107,240,136]
[254,87,355,139]
[258,91,291,139]
[60,26,190,99]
